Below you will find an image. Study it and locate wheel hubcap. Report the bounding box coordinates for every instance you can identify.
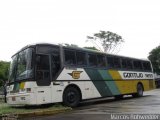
[67,91,76,103]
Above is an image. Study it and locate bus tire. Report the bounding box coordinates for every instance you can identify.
[63,86,81,107]
[132,83,143,97]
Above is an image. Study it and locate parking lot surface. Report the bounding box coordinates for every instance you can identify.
[26,89,160,120]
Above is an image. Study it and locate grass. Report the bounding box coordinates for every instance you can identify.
[0,102,70,115]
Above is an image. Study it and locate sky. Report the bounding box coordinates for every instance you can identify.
[0,0,160,61]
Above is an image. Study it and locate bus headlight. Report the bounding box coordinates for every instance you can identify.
[20,88,31,93]
[26,88,31,93]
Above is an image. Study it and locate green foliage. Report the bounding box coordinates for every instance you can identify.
[62,43,78,48]
[87,31,124,53]
[0,61,10,87]
[84,46,100,51]
[148,45,160,74]
[0,103,70,115]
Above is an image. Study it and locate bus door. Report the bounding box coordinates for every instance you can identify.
[35,54,52,104]
[51,54,62,103]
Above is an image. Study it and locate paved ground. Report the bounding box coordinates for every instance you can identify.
[26,89,160,120]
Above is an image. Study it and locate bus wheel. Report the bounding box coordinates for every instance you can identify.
[63,86,81,107]
[132,83,143,97]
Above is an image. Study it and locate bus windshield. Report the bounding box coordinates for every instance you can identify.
[9,48,34,82]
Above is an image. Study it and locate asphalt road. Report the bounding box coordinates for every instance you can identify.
[26,89,160,120]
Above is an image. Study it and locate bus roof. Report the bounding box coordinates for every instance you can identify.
[12,42,150,62]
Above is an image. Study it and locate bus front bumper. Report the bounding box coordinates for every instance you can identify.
[6,93,36,106]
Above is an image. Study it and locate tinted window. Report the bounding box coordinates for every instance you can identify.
[76,51,86,66]
[114,57,121,68]
[122,59,133,69]
[106,56,121,68]
[51,53,60,79]
[126,60,133,69]
[37,45,59,54]
[36,55,49,70]
[88,54,97,66]
[133,60,142,70]
[122,59,127,68]
[143,62,152,71]
[64,50,76,65]
[106,56,114,68]
[36,55,50,86]
[97,55,106,67]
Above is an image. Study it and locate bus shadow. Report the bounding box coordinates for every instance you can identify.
[10,103,61,109]
[76,95,152,109]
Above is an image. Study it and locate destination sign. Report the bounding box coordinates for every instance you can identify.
[119,71,154,80]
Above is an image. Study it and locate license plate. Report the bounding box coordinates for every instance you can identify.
[12,97,16,101]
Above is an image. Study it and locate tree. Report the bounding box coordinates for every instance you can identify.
[83,46,100,51]
[0,61,10,103]
[148,45,160,74]
[60,43,78,48]
[0,61,10,85]
[86,31,124,53]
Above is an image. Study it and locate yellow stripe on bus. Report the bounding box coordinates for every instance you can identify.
[20,82,25,89]
[109,70,134,94]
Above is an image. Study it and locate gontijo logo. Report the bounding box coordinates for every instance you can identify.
[119,71,154,80]
[68,71,83,79]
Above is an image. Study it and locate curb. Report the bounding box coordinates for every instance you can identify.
[0,107,72,119]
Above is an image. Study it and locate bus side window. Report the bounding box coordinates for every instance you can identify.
[88,54,97,67]
[142,61,152,71]
[126,59,133,69]
[122,59,127,68]
[106,56,114,68]
[76,51,87,66]
[133,60,143,70]
[64,50,76,65]
[51,53,60,79]
[121,59,133,70]
[97,55,106,67]
[114,57,121,68]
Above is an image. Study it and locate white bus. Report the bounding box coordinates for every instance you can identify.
[7,43,155,107]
